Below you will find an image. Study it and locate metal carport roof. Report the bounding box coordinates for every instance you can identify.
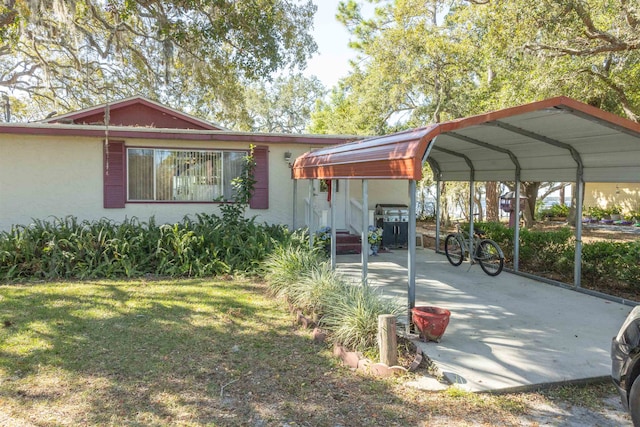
[292,96,640,327]
[293,96,640,183]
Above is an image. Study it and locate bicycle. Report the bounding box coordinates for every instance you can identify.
[444,222,505,276]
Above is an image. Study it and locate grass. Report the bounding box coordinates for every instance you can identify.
[0,278,626,426]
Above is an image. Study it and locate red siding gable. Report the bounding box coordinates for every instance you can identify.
[46,97,222,130]
[73,103,211,129]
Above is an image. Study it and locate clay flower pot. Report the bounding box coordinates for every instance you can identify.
[411,306,451,342]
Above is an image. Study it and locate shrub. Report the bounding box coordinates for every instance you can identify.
[261,242,402,357]
[0,214,291,281]
[518,227,573,271]
[539,204,570,219]
[581,241,640,288]
[321,284,402,355]
[262,242,325,302]
[288,263,349,318]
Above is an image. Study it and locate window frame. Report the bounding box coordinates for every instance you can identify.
[125,146,249,204]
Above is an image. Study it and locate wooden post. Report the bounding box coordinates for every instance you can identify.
[378,314,398,366]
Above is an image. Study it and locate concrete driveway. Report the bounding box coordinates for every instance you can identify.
[336,249,633,392]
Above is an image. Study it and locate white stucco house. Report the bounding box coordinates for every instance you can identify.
[0,96,412,236]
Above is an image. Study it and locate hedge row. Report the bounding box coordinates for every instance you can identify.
[0,214,293,281]
[472,221,640,291]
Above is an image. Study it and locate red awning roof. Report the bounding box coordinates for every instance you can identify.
[292,126,438,181]
[292,96,640,183]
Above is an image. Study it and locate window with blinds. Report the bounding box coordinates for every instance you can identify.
[127,148,246,202]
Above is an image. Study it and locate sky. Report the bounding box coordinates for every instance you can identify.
[303,0,361,88]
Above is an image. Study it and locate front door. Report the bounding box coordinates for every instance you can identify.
[315,179,348,230]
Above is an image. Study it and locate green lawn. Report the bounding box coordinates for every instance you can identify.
[0,279,621,426]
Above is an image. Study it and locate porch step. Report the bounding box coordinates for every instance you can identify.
[336,232,362,255]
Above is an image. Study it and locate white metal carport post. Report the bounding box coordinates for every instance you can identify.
[575,177,585,288]
[408,180,417,333]
[330,179,337,269]
[514,180,521,271]
[292,179,297,230]
[308,179,315,248]
[361,179,369,283]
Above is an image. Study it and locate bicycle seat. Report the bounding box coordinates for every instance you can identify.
[474,229,486,237]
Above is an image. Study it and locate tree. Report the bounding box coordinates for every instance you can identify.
[312,0,640,225]
[458,0,640,122]
[239,73,326,133]
[0,0,317,123]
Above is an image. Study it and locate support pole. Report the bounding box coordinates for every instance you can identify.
[378,314,398,367]
[408,180,417,333]
[574,178,585,287]
[292,179,298,230]
[308,179,314,249]
[513,180,521,271]
[361,179,369,284]
[468,178,475,253]
[435,177,441,252]
[330,179,337,269]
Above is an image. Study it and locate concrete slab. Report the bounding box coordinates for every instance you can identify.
[336,249,633,392]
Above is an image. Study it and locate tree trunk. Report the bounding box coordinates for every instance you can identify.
[567,182,577,224]
[440,181,450,226]
[521,182,541,227]
[486,181,499,222]
[474,183,483,222]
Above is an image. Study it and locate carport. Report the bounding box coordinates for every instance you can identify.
[292,96,640,324]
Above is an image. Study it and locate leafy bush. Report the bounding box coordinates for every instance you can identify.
[580,241,640,288]
[470,221,514,260]
[518,227,574,271]
[470,221,639,293]
[0,148,296,281]
[539,203,570,219]
[0,214,291,281]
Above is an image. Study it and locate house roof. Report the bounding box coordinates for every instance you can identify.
[292,96,640,183]
[2,96,362,146]
[42,96,226,130]
[0,121,360,146]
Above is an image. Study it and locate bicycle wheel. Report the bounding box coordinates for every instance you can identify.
[477,239,504,276]
[445,234,464,266]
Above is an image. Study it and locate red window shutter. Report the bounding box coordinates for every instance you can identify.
[103,140,126,208]
[250,146,269,209]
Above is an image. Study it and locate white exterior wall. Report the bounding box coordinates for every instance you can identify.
[0,133,319,231]
[348,179,411,209]
[0,134,104,231]
[584,182,640,215]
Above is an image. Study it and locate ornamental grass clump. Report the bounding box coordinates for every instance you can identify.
[288,263,349,319]
[262,243,325,302]
[321,283,402,355]
[261,243,402,357]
